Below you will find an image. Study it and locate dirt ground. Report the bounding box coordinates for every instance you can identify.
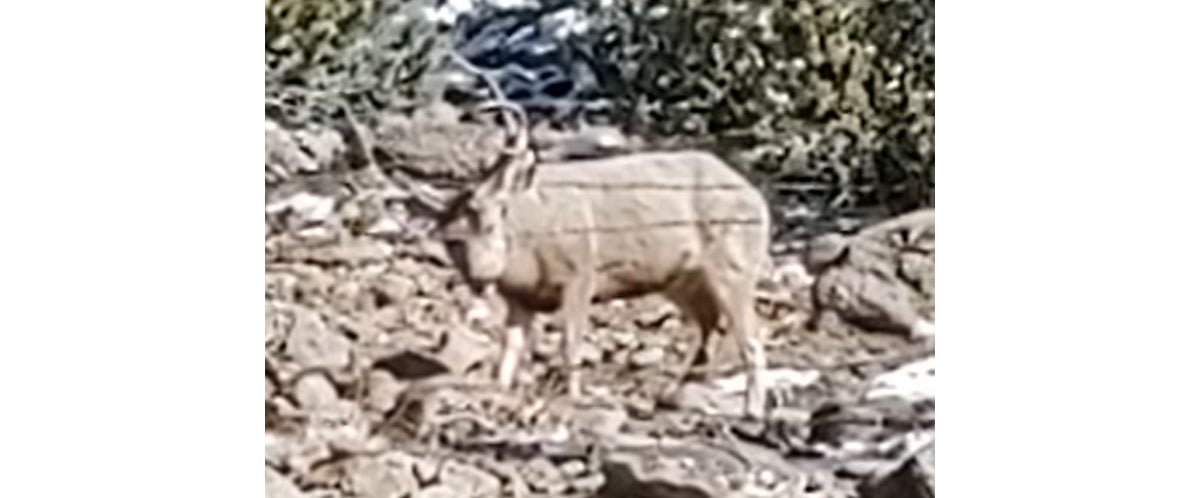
[265,117,935,498]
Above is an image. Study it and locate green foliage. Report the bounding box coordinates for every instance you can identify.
[572,0,934,214]
[265,0,447,126]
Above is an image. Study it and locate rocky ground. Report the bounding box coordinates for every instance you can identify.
[265,117,936,498]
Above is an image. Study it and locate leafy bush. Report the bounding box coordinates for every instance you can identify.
[263,0,934,220]
[570,0,934,215]
[265,0,447,126]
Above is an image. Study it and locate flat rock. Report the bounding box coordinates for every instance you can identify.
[265,191,337,224]
[343,456,419,498]
[559,459,589,478]
[285,308,352,372]
[568,405,628,438]
[264,432,290,469]
[773,260,814,288]
[571,472,607,494]
[364,368,407,414]
[372,350,450,381]
[265,466,305,498]
[865,356,935,403]
[414,484,459,498]
[438,460,502,498]
[858,440,934,498]
[522,457,569,495]
[293,371,339,410]
[599,449,725,498]
[629,346,665,369]
[668,369,821,417]
[578,341,603,365]
[808,398,931,458]
[634,304,677,329]
[806,208,935,337]
[436,326,495,375]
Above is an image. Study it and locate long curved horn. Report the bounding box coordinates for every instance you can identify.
[476,100,530,156]
[449,51,505,102]
[448,51,534,183]
[338,101,451,213]
[338,101,374,170]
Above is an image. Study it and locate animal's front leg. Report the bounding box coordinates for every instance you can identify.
[498,302,532,390]
[561,277,595,399]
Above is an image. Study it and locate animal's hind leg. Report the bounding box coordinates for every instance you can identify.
[710,272,767,419]
[666,282,721,384]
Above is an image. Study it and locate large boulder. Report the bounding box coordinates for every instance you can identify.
[805,209,935,338]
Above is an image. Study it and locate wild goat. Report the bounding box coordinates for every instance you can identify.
[435,101,773,418]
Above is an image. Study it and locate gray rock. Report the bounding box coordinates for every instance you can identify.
[667,368,820,417]
[365,369,406,414]
[439,460,502,498]
[265,120,319,179]
[265,466,305,498]
[436,326,495,375]
[806,208,935,337]
[413,456,441,486]
[559,459,589,478]
[865,356,935,403]
[372,350,450,381]
[571,472,607,494]
[568,405,628,438]
[630,346,665,369]
[523,457,569,495]
[858,442,934,498]
[599,450,723,498]
[343,456,419,498]
[668,382,745,417]
[634,304,677,329]
[285,308,352,372]
[809,398,927,455]
[292,371,339,410]
[578,340,603,365]
[284,437,334,476]
[609,328,636,348]
[264,432,291,469]
[414,484,458,498]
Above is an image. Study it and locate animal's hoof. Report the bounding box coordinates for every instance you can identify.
[566,383,583,400]
[465,302,491,325]
[910,319,935,339]
[743,400,767,421]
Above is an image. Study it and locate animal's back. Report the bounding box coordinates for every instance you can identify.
[534,150,766,225]
[515,150,769,298]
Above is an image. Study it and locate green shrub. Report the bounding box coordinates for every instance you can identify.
[570,0,934,215]
[265,0,446,126]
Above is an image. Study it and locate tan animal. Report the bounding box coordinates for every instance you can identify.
[436,102,773,418]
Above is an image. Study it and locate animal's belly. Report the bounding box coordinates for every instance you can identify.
[498,281,564,312]
[592,250,698,302]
